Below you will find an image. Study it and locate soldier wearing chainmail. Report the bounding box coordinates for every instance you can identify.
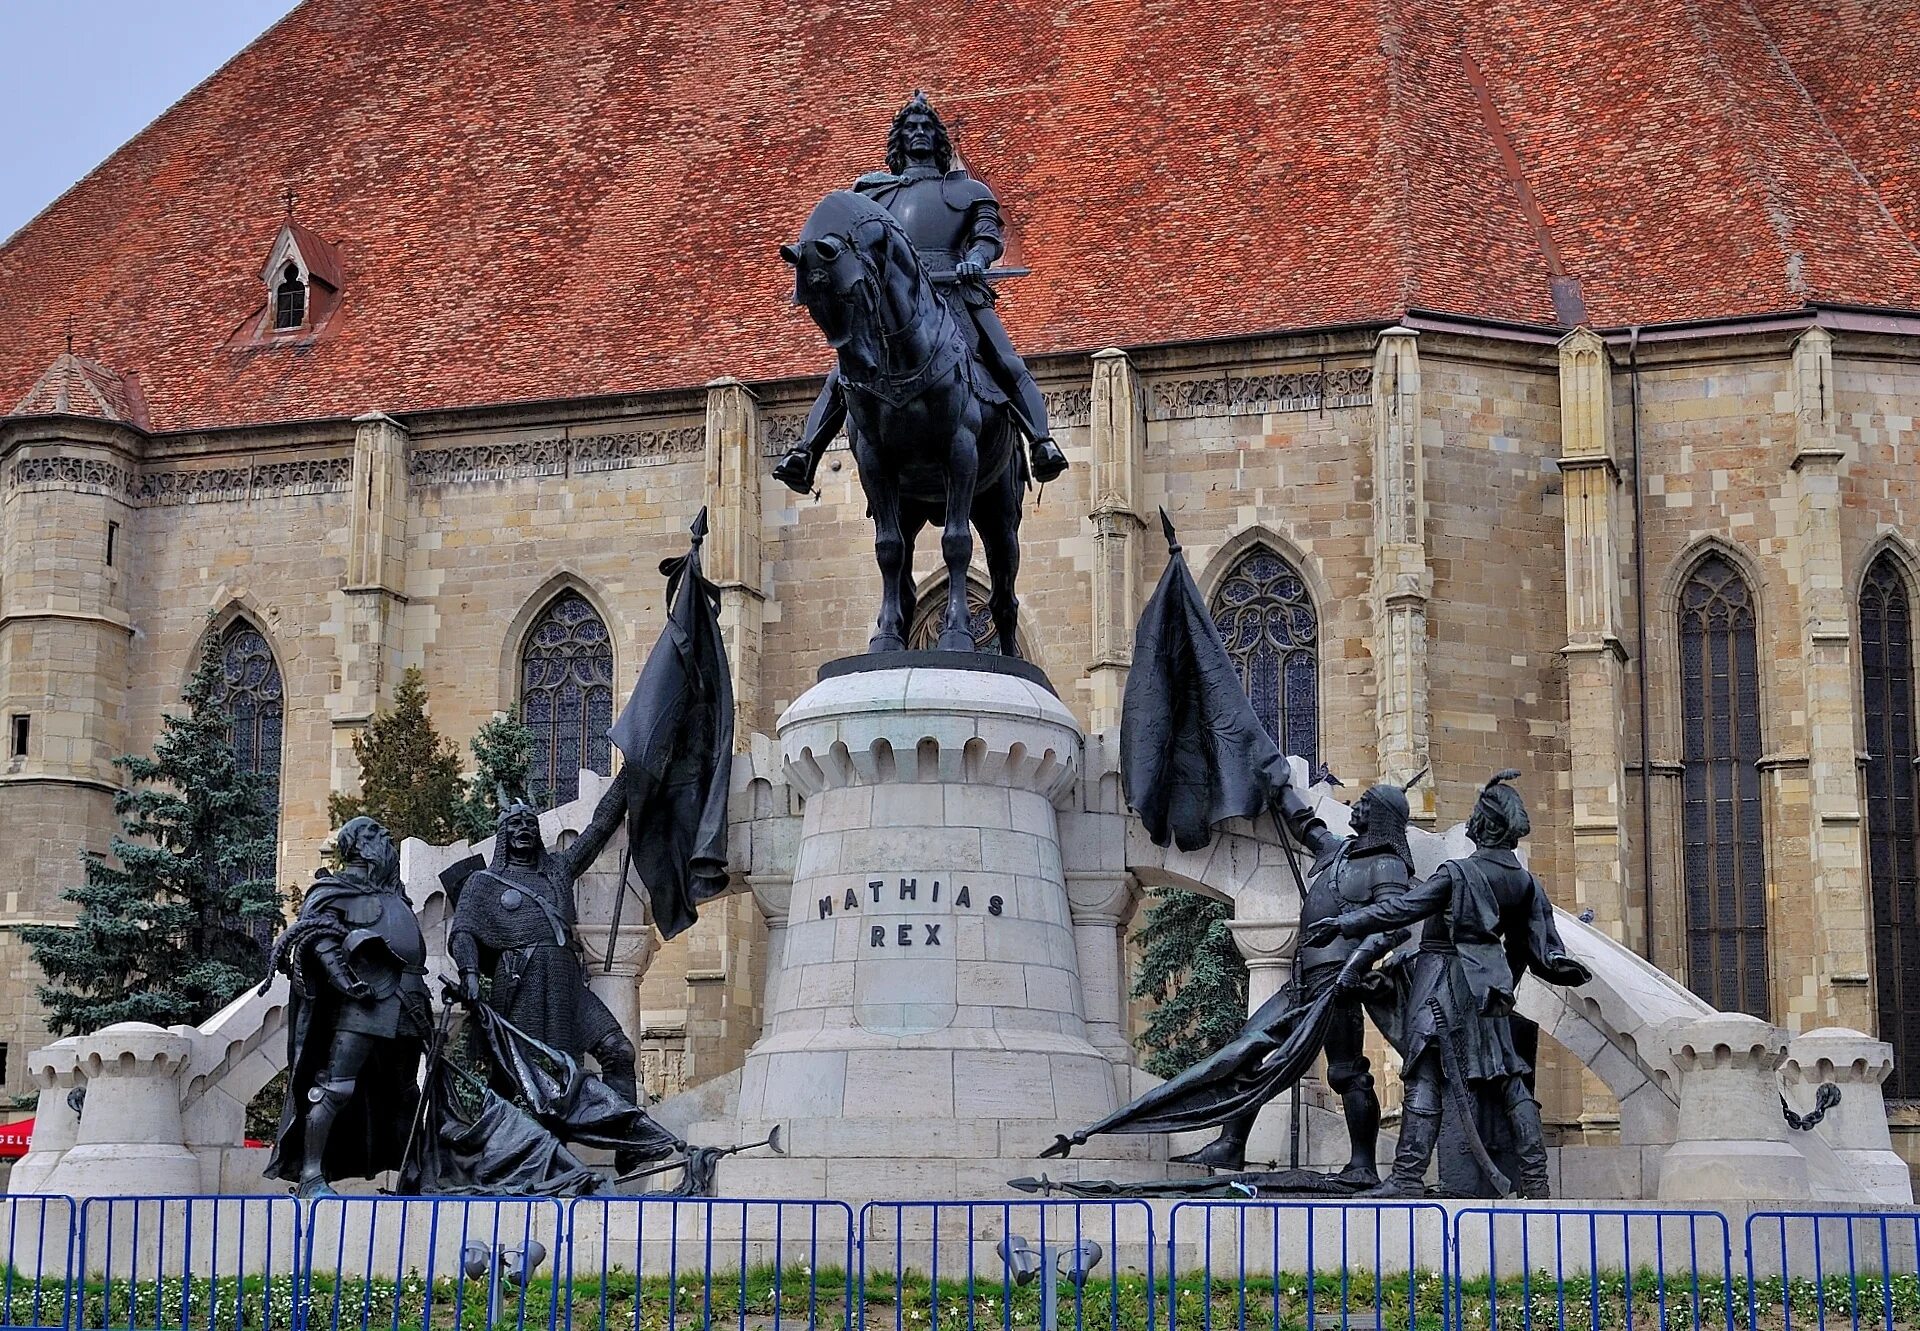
[449,785,640,1106]
[1040,775,1421,1179]
[1304,772,1592,1198]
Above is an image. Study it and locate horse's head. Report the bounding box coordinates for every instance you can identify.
[781,190,927,365]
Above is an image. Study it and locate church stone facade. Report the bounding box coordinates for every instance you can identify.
[1,0,1917,1156]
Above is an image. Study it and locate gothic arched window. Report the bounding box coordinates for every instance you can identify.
[1862,553,1920,1096]
[211,619,284,901]
[520,590,614,806]
[1678,552,1770,1018]
[908,581,1002,654]
[1210,545,1319,766]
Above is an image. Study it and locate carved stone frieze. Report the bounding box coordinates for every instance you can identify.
[9,453,354,504]
[1042,386,1093,428]
[571,425,705,474]
[250,456,353,497]
[409,426,703,486]
[135,467,252,506]
[758,410,849,459]
[407,438,568,487]
[8,455,134,497]
[1146,364,1373,421]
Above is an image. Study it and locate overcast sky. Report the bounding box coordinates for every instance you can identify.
[0,1,303,244]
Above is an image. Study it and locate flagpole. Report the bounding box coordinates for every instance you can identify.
[1272,797,1312,1171]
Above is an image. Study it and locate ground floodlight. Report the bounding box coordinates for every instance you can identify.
[504,1239,549,1287]
[1059,1240,1103,1288]
[460,1242,494,1281]
[997,1234,1042,1285]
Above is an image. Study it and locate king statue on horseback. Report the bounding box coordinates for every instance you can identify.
[779,91,1068,658]
[773,91,1070,497]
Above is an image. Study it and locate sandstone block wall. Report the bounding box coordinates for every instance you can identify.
[0,323,1912,1151]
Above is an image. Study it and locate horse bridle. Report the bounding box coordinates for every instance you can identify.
[827,217,963,404]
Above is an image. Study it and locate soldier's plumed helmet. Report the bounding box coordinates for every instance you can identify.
[1467,770,1531,850]
[886,90,955,175]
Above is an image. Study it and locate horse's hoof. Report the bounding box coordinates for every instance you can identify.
[935,630,976,653]
[868,634,907,653]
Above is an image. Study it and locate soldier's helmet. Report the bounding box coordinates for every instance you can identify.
[1467,770,1531,849]
[488,789,549,870]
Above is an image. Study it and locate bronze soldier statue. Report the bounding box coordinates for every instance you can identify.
[449,792,640,1109]
[772,90,1069,494]
[1043,776,1420,1183]
[1168,778,1421,1179]
[264,816,432,1198]
[1302,772,1592,1198]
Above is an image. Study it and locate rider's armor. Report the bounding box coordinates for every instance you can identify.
[853,167,1003,313]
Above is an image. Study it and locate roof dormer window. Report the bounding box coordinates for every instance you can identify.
[245,210,342,345]
[273,263,307,331]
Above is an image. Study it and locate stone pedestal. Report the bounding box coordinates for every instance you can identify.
[726,657,1140,1199]
[12,1038,84,1196]
[1656,1015,1809,1202]
[1782,1027,1913,1203]
[49,1023,201,1196]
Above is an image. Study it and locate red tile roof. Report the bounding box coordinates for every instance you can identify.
[2,0,1917,435]
[11,353,148,429]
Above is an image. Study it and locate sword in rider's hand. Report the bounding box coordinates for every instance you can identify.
[927,267,1031,283]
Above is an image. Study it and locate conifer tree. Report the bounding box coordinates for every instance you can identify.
[22,634,284,1036]
[1130,888,1250,1078]
[328,666,466,844]
[454,707,541,840]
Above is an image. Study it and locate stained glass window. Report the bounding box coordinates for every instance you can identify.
[521,590,614,806]
[211,619,283,945]
[1210,545,1319,766]
[1678,552,1770,1018]
[1862,553,1920,1097]
[908,582,1002,654]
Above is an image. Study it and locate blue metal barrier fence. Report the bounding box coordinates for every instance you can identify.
[74,1196,299,1331]
[301,1197,563,1331]
[1452,1207,1734,1331]
[858,1200,1155,1331]
[3,1195,1920,1331]
[566,1197,855,1331]
[1743,1210,1920,1331]
[1166,1200,1450,1331]
[0,1195,73,1331]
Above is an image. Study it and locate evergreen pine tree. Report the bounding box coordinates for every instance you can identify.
[1129,888,1250,1079]
[327,666,466,844]
[454,707,541,840]
[22,633,284,1036]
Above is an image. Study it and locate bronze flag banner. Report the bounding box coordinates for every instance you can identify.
[608,509,734,940]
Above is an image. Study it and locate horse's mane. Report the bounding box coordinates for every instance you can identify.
[800,191,922,275]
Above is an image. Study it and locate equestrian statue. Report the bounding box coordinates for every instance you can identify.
[777,91,1068,656]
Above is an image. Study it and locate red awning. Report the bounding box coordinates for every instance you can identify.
[0,1119,32,1159]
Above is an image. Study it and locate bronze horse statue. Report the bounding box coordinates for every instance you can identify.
[780,190,1026,656]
